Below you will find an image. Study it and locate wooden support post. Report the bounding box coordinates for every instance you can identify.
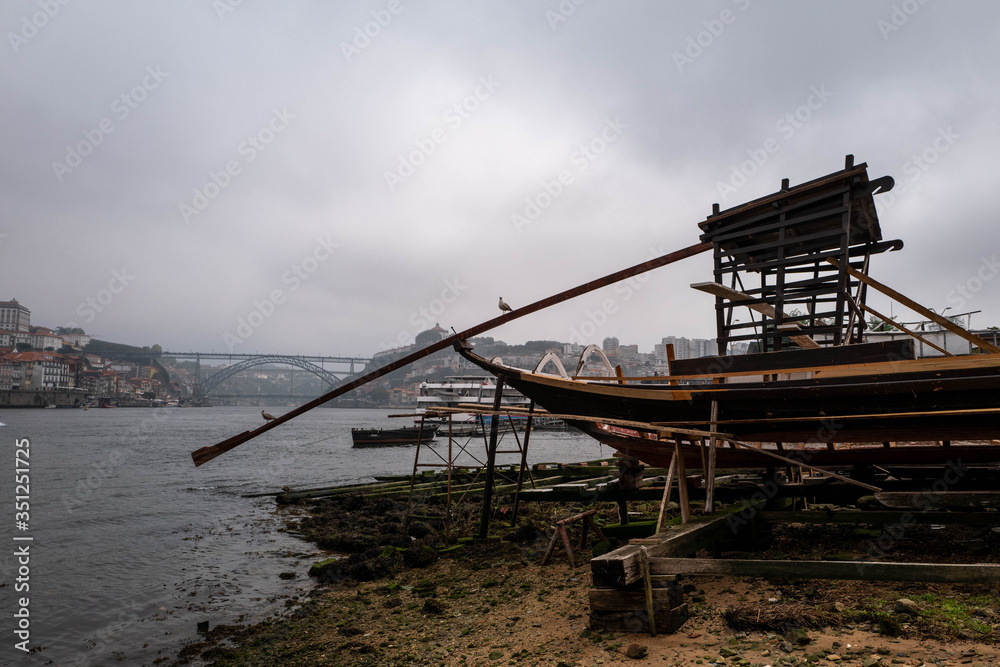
[704,401,719,513]
[478,378,506,539]
[640,548,657,636]
[674,439,690,524]
[510,401,534,526]
[655,454,677,534]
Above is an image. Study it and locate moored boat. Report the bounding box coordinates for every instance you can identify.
[351,424,440,447]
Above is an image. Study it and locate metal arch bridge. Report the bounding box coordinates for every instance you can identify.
[157,351,372,398]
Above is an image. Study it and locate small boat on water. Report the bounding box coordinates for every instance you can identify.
[351,424,441,447]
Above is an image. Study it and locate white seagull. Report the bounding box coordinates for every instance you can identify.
[498,297,513,313]
[262,410,277,421]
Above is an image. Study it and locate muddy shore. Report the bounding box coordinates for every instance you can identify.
[174,494,1000,666]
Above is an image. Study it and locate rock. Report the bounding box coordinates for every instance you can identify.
[720,648,739,658]
[403,543,438,568]
[832,601,846,613]
[779,642,795,654]
[785,628,812,646]
[278,571,296,580]
[877,647,892,655]
[626,643,648,659]
[973,607,995,618]
[827,655,842,662]
[803,586,817,598]
[308,556,340,578]
[862,657,881,667]
[893,599,920,616]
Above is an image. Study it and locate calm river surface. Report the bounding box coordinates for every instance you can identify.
[0,406,606,666]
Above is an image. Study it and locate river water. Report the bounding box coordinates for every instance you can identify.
[0,406,607,666]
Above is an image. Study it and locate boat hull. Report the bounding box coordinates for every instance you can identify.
[456,345,1000,468]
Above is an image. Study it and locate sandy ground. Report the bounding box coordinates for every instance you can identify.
[175,498,1000,666]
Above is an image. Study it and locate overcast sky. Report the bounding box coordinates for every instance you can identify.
[3,1,999,359]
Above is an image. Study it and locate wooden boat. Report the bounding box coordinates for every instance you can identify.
[351,424,440,447]
[452,156,1000,471]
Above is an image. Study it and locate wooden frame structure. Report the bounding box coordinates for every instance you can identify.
[698,155,899,354]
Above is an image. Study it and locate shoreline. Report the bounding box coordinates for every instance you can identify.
[173,492,1000,666]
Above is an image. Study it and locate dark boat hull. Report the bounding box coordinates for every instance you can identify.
[351,425,439,447]
[456,345,1000,468]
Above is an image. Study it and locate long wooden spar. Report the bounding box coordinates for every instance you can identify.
[190,240,712,466]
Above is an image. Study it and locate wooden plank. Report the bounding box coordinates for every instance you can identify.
[648,557,1000,584]
[690,282,819,349]
[827,257,1000,354]
[589,594,688,634]
[761,510,1000,527]
[669,339,914,377]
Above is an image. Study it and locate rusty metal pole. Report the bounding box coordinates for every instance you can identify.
[478,378,506,539]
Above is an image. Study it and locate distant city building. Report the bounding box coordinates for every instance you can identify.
[618,344,638,360]
[0,299,30,333]
[30,327,63,350]
[659,336,718,360]
[563,343,584,356]
[602,337,619,352]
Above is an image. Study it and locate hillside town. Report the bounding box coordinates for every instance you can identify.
[0,298,189,406]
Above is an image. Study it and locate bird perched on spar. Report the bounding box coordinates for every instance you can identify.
[498,297,513,312]
[262,410,277,421]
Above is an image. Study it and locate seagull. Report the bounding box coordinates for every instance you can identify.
[498,297,513,313]
[262,410,277,421]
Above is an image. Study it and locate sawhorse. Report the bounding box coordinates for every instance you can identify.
[540,509,608,567]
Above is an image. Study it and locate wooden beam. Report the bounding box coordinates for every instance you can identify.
[724,438,881,492]
[860,303,953,356]
[591,503,762,588]
[827,257,1000,354]
[582,353,1000,384]
[691,282,820,349]
[648,557,1000,584]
